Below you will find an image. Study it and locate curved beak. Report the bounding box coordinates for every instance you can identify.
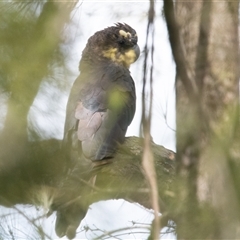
[132,44,140,62]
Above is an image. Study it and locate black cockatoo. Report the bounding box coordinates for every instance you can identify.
[63,23,140,165]
[55,24,139,239]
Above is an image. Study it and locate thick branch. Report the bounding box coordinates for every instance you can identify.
[0,137,175,238]
[163,0,198,101]
[195,1,212,93]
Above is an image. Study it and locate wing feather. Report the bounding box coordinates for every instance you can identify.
[64,63,135,161]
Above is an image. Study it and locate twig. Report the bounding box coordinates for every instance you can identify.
[141,0,161,239]
[92,225,151,240]
[12,206,52,240]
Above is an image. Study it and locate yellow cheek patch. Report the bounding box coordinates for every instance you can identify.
[102,47,137,68]
[118,49,137,67]
[119,30,132,38]
[102,47,118,61]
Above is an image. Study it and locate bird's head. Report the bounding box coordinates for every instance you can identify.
[81,23,140,68]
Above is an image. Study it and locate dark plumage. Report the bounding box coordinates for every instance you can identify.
[63,23,140,163]
[56,23,140,239]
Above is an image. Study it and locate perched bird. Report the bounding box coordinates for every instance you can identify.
[56,23,140,239]
[63,23,140,165]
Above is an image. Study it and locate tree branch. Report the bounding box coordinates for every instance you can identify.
[141,0,161,238]
[194,0,212,94]
[0,137,175,238]
[163,0,198,101]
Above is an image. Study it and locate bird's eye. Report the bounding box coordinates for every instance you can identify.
[118,39,124,44]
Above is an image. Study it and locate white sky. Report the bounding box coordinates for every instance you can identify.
[1,1,176,239]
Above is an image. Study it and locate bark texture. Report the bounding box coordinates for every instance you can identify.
[164,0,240,238]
